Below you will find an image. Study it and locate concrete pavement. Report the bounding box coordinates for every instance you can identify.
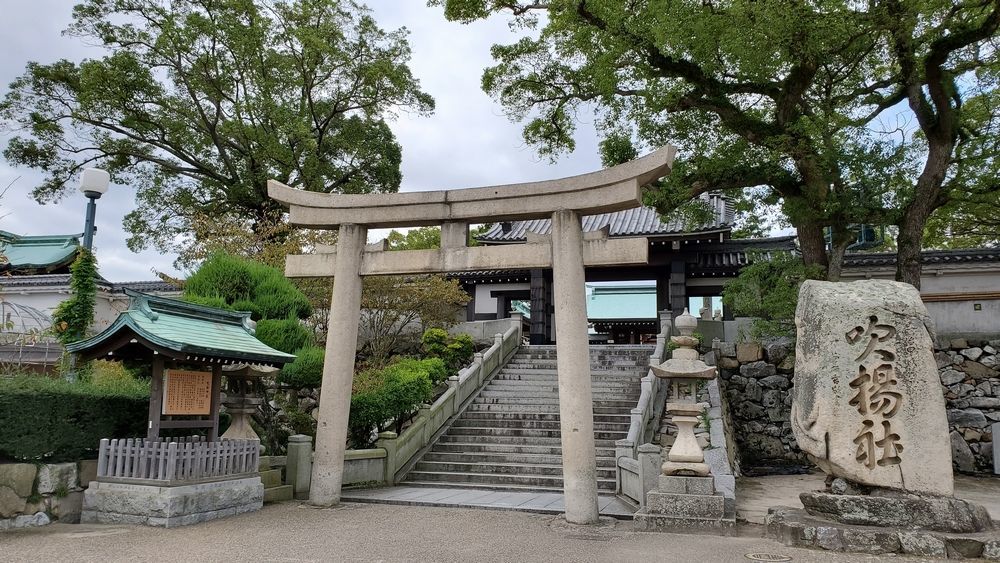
[0,501,925,562]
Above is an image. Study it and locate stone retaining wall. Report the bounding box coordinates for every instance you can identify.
[0,460,96,530]
[938,338,999,474]
[712,339,805,467]
[712,335,999,475]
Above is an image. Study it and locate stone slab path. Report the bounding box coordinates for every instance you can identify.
[341,485,636,518]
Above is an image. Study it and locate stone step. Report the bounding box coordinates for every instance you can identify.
[460,411,631,423]
[403,470,617,491]
[437,434,620,448]
[451,418,631,432]
[422,451,618,467]
[473,397,638,407]
[259,469,283,489]
[465,404,629,415]
[493,374,642,383]
[429,442,616,458]
[263,484,294,503]
[478,389,641,399]
[399,480,570,494]
[413,460,618,479]
[487,380,639,390]
[445,427,627,441]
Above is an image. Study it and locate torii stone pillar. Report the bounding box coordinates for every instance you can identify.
[268,145,676,522]
[309,223,366,506]
[550,209,599,522]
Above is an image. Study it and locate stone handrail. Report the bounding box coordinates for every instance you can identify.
[375,317,522,484]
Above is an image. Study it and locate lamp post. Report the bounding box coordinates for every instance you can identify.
[79,168,110,251]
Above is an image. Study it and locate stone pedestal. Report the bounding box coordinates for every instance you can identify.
[633,475,736,535]
[81,476,263,528]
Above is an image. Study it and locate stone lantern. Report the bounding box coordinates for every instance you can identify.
[650,308,716,476]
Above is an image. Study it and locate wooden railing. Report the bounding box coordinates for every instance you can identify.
[96,436,260,486]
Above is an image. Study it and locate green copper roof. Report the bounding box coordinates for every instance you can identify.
[0,230,81,273]
[67,290,296,366]
[587,283,657,320]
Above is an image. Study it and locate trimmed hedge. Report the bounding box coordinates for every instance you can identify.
[0,376,150,462]
[255,318,312,354]
[347,358,437,449]
[421,328,474,376]
[184,253,312,320]
[278,346,325,388]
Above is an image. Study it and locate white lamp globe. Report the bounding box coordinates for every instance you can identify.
[79,168,110,197]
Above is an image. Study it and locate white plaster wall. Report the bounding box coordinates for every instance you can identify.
[1,289,179,334]
[473,282,530,315]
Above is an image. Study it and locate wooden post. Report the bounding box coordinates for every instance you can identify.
[148,356,164,440]
[209,364,222,440]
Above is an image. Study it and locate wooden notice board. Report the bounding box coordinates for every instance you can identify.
[162,369,213,415]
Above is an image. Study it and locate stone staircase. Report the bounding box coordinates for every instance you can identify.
[402,345,651,493]
[259,457,293,503]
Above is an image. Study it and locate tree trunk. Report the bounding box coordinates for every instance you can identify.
[826,224,853,282]
[895,141,953,289]
[796,223,829,277]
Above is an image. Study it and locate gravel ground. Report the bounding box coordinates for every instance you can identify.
[0,502,940,562]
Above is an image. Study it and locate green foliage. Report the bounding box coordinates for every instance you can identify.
[278,346,326,388]
[391,357,449,386]
[433,1,1000,284]
[0,376,149,462]
[346,357,437,448]
[386,227,441,250]
[51,247,97,344]
[184,254,311,321]
[722,253,823,340]
[421,328,474,376]
[360,275,471,365]
[2,0,434,268]
[255,319,312,355]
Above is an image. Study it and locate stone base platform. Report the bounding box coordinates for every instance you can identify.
[801,490,993,533]
[767,506,1000,560]
[633,476,737,536]
[82,477,263,528]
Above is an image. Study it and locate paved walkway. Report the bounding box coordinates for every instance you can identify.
[341,485,636,518]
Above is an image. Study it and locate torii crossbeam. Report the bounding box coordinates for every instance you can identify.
[269,146,675,524]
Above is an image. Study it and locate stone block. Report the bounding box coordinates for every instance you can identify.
[941,368,967,386]
[0,463,37,497]
[936,351,955,369]
[12,511,49,528]
[645,491,725,519]
[51,491,84,523]
[984,539,1000,560]
[78,460,98,489]
[994,422,1000,476]
[957,361,999,380]
[951,431,976,473]
[949,408,989,428]
[718,357,739,370]
[898,532,947,557]
[718,342,736,358]
[946,537,985,559]
[962,347,984,361]
[952,338,969,350]
[815,526,844,551]
[657,475,715,495]
[739,360,774,378]
[840,529,900,554]
[759,375,790,390]
[763,338,793,364]
[800,491,992,533]
[736,342,763,363]
[37,463,78,494]
[82,477,263,528]
[0,486,27,518]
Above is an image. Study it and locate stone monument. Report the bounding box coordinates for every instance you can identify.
[768,280,997,558]
[634,309,735,534]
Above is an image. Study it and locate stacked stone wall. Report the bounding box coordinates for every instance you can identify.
[712,335,999,475]
[938,338,999,474]
[712,339,804,467]
[0,460,95,530]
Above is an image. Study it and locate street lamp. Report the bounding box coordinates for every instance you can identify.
[79,168,110,251]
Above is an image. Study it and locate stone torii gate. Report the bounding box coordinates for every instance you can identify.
[269,146,675,524]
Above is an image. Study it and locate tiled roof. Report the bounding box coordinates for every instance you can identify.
[843,248,1000,268]
[0,231,81,274]
[0,274,180,293]
[66,290,295,366]
[477,206,727,243]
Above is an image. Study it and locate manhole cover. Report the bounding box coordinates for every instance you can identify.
[745,554,792,562]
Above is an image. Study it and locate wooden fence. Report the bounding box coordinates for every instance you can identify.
[96,436,260,486]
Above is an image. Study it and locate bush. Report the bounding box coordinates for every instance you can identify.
[346,358,436,449]
[0,376,150,462]
[184,253,312,321]
[278,346,325,388]
[722,252,824,339]
[255,318,312,354]
[421,329,474,375]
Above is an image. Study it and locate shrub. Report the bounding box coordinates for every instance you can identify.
[52,247,97,344]
[278,346,325,388]
[0,376,149,462]
[345,359,436,448]
[184,253,312,321]
[181,294,230,310]
[255,318,312,354]
[421,329,474,375]
[722,252,824,340]
[392,357,449,385]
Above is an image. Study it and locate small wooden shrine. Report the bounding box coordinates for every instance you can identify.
[66,290,295,527]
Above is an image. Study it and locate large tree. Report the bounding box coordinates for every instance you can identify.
[1,0,433,267]
[433,0,1000,286]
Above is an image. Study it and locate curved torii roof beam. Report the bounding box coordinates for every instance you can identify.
[268,146,676,229]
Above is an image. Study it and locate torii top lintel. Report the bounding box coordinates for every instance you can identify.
[268,146,676,229]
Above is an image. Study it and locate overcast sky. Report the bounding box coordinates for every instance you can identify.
[0,0,602,281]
